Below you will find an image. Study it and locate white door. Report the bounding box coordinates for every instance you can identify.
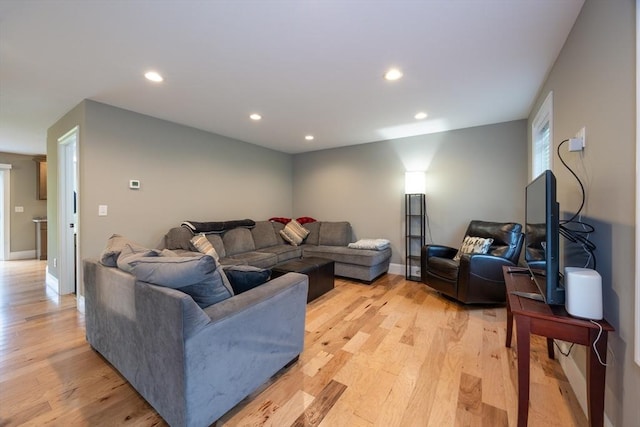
[58,127,78,294]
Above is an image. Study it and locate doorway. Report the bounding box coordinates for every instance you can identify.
[58,127,78,295]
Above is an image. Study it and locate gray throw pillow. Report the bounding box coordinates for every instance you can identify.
[100,234,148,267]
[130,255,233,308]
[116,243,159,273]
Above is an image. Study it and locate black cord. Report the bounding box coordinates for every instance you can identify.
[554,340,575,357]
[556,139,597,269]
[557,139,586,223]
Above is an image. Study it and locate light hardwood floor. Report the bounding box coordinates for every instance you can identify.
[0,260,587,426]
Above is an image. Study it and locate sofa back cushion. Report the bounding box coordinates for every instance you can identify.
[165,227,193,251]
[130,254,233,308]
[251,221,279,249]
[223,228,256,256]
[303,222,321,246]
[318,222,351,246]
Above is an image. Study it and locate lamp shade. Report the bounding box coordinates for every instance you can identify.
[405,171,426,194]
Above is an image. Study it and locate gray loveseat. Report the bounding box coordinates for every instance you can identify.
[164,220,391,282]
[84,259,308,427]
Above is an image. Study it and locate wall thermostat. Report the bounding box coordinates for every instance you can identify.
[129,179,141,189]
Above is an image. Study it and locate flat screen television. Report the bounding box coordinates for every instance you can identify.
[524,170,565,305]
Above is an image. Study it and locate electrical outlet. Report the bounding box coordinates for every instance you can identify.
[53,258,57,267]
[569,126,586,152]
[15,206,24,213]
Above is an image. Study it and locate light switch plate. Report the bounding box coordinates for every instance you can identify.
[98,205,108,216]
[15,206,24,213]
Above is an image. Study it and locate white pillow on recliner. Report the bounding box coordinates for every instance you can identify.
[453,235,494,261]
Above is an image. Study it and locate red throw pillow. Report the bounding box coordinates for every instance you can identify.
[296,216,317,225]
[269,217,291,224]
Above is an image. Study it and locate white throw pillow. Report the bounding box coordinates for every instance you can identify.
[453,235,494,261]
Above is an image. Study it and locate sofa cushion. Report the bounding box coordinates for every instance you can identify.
[303,222,321,246]
[318,222,351,246]
[302,245,391,267]
[251,221,279,249]
[100,234,148,267]
[223,251,278,269]
[130,255,233,308]
[256,245,303,263]
[223,228,256,256]
[222,265,271,294]
[271,221,287,245]
[116,243,159,273]
[164,227,194,251]
[280,220,310,246]
[427,256,459,281]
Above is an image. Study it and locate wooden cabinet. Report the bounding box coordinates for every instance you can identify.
[34,156,47,200]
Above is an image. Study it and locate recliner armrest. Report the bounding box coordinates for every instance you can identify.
[464,254,517,282]
[423,244,458,259]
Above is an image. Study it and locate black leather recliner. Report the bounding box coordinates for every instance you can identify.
[421,220,524,304]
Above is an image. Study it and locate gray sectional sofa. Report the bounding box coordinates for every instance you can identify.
[164,220,392,283]
[84,258,308,427]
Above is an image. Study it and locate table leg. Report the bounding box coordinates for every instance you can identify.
[586,328,608,427]
[506,302,513,347]
[547,338,555,359]
[515,315,531,427]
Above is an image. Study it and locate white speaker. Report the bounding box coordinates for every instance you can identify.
[564,267,603,320]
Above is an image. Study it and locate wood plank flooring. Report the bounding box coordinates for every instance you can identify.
[0,260,587,426]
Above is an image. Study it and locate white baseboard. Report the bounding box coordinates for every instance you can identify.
[390,263,421,278]
[9,250,36,260]
[45,265,59,293]
[556,344,614,427]
[388,263,404,275]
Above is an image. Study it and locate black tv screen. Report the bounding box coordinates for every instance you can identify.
[524,170,565,305]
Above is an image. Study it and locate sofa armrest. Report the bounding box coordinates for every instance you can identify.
[183,272,308,425]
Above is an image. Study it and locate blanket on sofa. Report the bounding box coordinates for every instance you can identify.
[182,219,256,234]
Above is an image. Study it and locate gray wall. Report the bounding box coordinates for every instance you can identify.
[293,120,528,265]
[528,1,637,425]
[0,152,47,254]
[47,100,293,293]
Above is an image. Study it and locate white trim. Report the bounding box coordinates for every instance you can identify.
[0,163,12,261]
[9,250,36,260]
[389,262,404,276]
[558,351,614,427]
[57,126,79,295]
[77,295,85,314]
[635,0,640,368]
[531,91,553,179]
[46,265,59,293]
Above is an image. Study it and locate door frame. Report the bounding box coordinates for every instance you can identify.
[0,164,12,261]
[57,126,79,295]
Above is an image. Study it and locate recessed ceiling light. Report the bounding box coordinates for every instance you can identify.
[384,68,403,81]
[144,71,163,82]
[249,113,262,121]
[414,112,428,120]
[305,135,314,141]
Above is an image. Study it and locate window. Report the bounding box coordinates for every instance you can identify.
[531,91,553,179]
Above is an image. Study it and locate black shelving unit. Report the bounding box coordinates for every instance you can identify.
[405,193,426,281]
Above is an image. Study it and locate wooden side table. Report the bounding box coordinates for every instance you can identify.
[503,266,614,427]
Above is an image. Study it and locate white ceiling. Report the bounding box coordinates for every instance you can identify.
[0,0,584,156]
